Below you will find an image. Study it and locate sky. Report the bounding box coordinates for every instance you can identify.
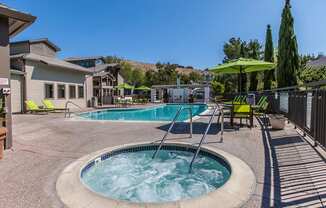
[4,0,326,69]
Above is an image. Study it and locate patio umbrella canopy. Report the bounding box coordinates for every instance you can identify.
[116,83,134,90]
[209,58,275,93]
[135,86,151,91]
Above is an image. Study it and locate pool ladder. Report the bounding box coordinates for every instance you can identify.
[152,104,224,173]
[152,106,193,159]
[64,101,84,118]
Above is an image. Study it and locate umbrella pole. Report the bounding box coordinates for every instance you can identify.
[239,69,242,95]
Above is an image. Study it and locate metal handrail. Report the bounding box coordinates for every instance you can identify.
[189,105,223,173]
[152,106,193,159]
[64,101,84,118]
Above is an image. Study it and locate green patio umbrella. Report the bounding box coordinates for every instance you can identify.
[115,83,134,90]
[209,58,275,93]
[135,85,151,91]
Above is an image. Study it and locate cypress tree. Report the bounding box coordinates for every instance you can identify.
[248,40,261,91]
[277,0,299,87]
[263,25,275,90]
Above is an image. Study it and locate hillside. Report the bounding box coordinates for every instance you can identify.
[124,60,204,75]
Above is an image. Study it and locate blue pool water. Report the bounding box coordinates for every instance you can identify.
[81,148,231,203]
[79,104,207,121]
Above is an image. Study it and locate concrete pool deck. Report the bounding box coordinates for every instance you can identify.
[0,109,325,207]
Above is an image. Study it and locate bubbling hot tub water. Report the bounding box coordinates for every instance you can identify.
[81,147,231,203]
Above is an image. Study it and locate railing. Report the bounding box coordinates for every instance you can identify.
[224,79,326,150]
[64,101,84,118]
[152,106,193,159]
[189,105,223,172]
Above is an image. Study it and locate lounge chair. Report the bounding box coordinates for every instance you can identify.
[42,99,68,112]
[224,95,247,105]
[224,95,240,105]
[256,96,267,106]
[25,100,52,114]
[254,100,269,125]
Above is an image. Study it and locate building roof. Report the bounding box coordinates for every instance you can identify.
[0,4,36,37]
[307,56,326,68]
[92,63,120,73]
[11,38,61,52]
[93,71,116,81]
[64,56,104,62]
[11,53,92,74]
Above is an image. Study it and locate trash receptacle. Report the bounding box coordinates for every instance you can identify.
[247,93,256,105]
[0,127,6,160]
[92,97,98,107]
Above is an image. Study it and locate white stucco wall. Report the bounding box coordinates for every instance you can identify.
[117,73,124,96]
[25,60,88,109]
[85,75,93,107]
[10,74,23,113]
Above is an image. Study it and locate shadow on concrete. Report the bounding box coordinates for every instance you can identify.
[156,121,236,135]
[258,118,326,208]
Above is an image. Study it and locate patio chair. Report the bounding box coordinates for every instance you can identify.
[42,99,69,112]
[223,103,253,128]
[25,100,53,114]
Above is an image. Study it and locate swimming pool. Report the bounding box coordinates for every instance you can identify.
[79,104,207,121]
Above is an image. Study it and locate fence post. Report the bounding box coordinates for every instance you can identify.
[313,88,319,147]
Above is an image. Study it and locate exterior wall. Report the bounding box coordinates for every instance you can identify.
[85,75,93,107]
[24,60,87,109]
[10,74,23,113]
[30,42,56,57]
[0,16,13,149]
[10,41,29,55]
[10,58,24,71]
[117,73,124,96]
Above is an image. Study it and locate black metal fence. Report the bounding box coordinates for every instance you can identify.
[225,80,326,150]
[263,81,326,149]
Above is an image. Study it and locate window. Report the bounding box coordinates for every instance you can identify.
[69,85,76,99]
[57,84,66,99]
[44,83,54,99]
[78,85,84,98]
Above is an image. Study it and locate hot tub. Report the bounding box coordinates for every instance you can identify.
[56,142,255,208]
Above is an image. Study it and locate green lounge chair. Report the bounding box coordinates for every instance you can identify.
[256,96,267,106]
[224,95,240,105]
[25,100,52,114]
[42,99,68,112]
[254,100,269,117]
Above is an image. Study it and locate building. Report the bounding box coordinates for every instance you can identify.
[10,38,91,113]
[0,4,36,149]
[151,84,210,104]
[65,57,124,106]
[64,56,105,69]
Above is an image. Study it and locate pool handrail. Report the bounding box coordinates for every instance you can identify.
[64,101,83,118]
[189,104,224,173]
[152,106,193,159]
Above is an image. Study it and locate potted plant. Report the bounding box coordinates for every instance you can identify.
[269,114,286,130]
